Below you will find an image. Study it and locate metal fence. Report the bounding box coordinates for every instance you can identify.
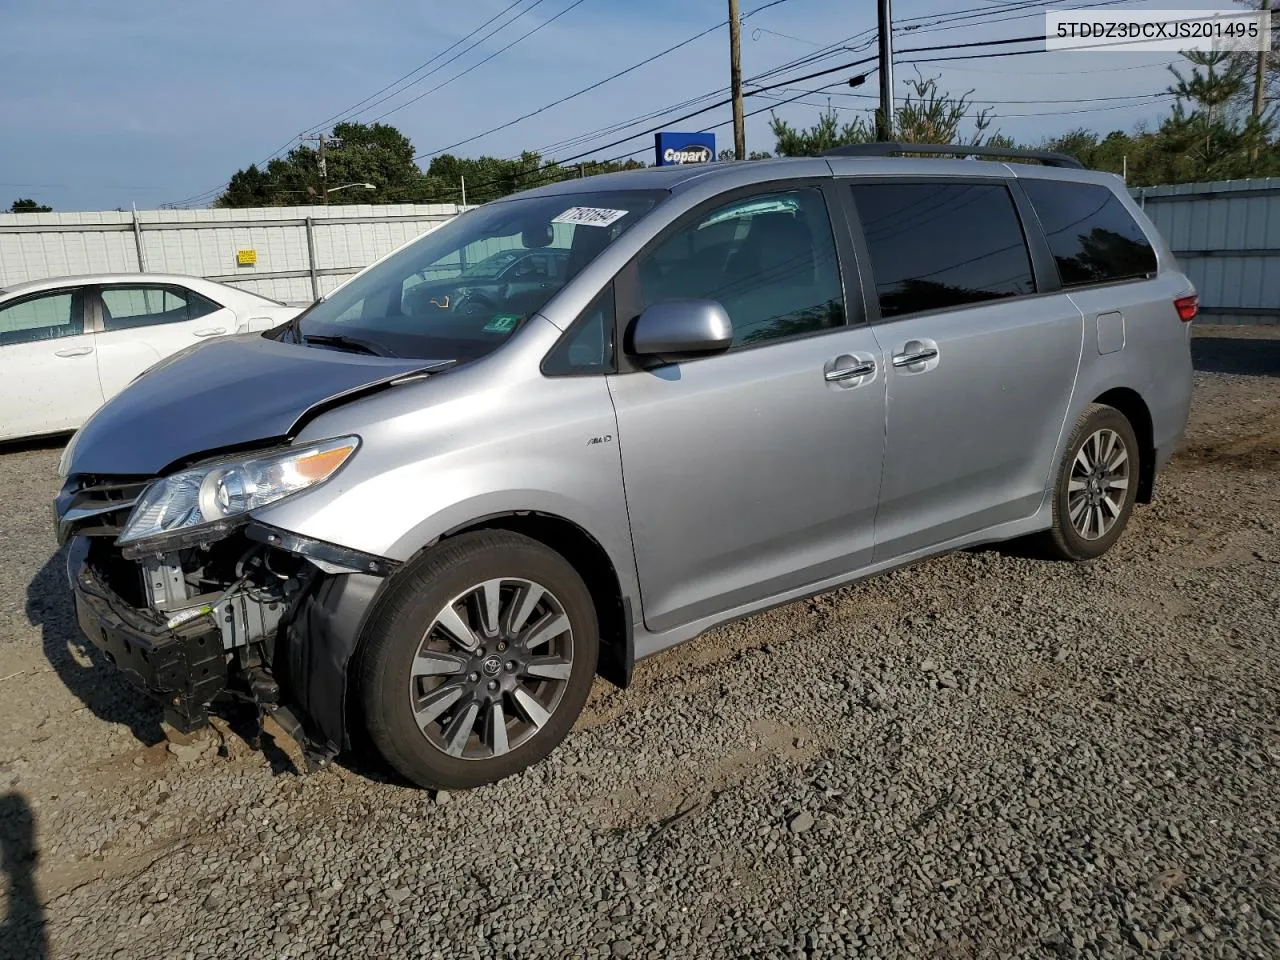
[1133,178,1280,325]
[0,203,466,303]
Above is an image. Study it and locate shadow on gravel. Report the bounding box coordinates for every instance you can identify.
[0,793,46,960]
[1191,336,1280,377]
[0,433,69,459]
[26,547,164,747]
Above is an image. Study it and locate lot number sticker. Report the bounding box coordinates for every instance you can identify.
[551,206,629,228]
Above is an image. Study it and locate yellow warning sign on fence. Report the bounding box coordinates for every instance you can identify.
[236,249,257,266]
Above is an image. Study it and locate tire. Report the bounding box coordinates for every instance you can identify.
[358,530,598,790]
[1037,403,1141,562]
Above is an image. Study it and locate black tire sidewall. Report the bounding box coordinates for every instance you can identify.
[1053,406,1140,561]
[359,531,598,790]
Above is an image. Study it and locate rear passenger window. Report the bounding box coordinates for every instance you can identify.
[638,187,846,348]
[101,286,194,331]
[850,182,1035,319]
[1021,180,1157,287]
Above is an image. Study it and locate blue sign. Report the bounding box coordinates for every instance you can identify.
[655,131,716,166]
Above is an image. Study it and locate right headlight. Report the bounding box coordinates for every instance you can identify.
[117,436,359,548]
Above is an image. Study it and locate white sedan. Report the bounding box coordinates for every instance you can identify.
[0,273,308,442]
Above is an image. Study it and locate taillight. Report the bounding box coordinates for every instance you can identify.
[1174,294,1198,322]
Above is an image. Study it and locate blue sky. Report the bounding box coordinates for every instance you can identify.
[0,0,1212,211]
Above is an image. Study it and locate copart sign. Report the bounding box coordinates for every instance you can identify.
[655,131,716,166]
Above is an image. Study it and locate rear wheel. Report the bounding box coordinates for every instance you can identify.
[358,530,598,790]
[1038,403,1140,561]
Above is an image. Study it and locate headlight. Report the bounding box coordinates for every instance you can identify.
[117,436,359,547]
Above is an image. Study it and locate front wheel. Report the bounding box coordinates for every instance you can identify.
[358,531,598,790]
[1038,403,1140,562]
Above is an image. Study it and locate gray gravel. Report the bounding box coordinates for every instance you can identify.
[1,329,1278,960]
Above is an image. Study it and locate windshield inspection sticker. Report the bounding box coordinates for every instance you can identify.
[551,206,629,228]
[483,314,522,333]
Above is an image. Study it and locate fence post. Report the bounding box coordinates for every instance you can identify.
[305,216,320,300]
[132,204,146,272]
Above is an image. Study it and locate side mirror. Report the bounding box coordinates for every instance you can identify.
[627,299,733,361]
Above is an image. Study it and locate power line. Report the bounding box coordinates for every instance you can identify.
[168,22,1180,208]
[414,0,795,162]
[755,89,1172,120]
[164,0,561,208]
[778,88,1170,105]
[369,0,594,124]
[941,59,1177,75]
[302,0,536,135]
[416,29,1127,201]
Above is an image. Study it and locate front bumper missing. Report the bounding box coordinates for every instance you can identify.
[65,529,391,768]
[68,537,227,733]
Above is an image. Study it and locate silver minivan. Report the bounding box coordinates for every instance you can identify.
[55,145,1196,790]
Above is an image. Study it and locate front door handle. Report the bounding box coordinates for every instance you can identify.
[825,359,876,382]
[892,347,939,368]
[193,327,227,338]
[54,346,93,358]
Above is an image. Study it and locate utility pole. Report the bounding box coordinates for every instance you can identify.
[876,0,894,141]
[302,132,344,204]
[318,136,328,204]
[1254,0,1272,121]
[729,0,746,159]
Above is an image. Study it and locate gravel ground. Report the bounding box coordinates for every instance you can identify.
[1,325,1277,960]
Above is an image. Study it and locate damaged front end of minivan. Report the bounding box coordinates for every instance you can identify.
[56,440,396,769]
[50,333,453,768]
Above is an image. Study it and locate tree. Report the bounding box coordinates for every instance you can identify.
[423,151,644,204]
[217,121,432,207]
[717,149,773,160]
[215,121,650,208]
[1153,50,1279,182]
[7,198,52,213]
[770,71,1001,156]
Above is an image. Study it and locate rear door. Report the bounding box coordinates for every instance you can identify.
[91,283,235,399]
[845,177,1084,560]
[0,287,103,440]
[606,180,888,633]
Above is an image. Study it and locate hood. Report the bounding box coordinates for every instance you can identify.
[62,334,447,477]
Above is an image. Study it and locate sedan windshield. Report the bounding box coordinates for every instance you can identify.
[279,189,664,362]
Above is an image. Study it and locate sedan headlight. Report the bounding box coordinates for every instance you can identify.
[117,436,359,547]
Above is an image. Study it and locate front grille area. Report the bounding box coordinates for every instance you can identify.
[56,475,152,542]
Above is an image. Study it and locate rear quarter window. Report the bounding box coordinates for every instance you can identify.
[1021,180,1157,288]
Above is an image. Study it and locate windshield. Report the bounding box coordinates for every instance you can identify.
[279,189,664,362]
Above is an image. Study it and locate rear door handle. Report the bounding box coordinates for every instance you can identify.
[54,346,93,358]
[825,360,876,382]
[892,347,939,368]
[193,327,227,338]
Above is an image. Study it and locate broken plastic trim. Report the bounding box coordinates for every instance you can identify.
[243,522,400,577]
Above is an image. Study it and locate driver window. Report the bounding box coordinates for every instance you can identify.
[638,187,846,349]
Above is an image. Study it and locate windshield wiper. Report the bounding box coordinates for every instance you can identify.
[302,334,397,357]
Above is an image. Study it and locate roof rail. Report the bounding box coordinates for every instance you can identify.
[820,142,1084,169]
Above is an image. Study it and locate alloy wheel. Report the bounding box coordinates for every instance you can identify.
[408,578,574,761]
[1067,427,1130,541]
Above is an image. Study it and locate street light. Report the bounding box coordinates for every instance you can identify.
[325,182,377,197]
